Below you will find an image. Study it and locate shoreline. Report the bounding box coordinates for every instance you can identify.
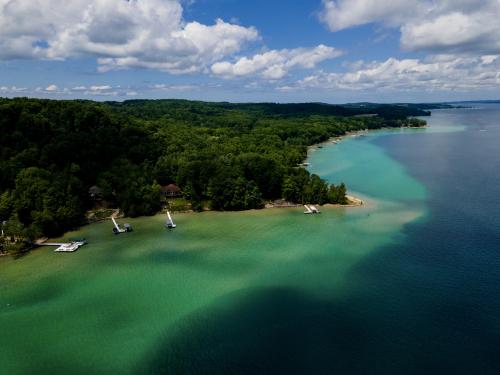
[3,133,371,257]
[307,125,427,154]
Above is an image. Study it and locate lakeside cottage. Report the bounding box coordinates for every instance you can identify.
[160,184,182,198]
[89,185,103,201]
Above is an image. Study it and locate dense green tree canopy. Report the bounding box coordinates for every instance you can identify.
[0,97,427,243]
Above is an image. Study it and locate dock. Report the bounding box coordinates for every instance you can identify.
[304,205,320,214]
[112,217,132,234]
[309,205,320,213]
[39,240,87,252]
[165,210,177,229]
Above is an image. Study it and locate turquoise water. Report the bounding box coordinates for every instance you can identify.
[1,106,499,374]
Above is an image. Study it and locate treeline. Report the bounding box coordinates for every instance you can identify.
[0,98,426,249]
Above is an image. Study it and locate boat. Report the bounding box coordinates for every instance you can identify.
[54,240,86,252]
[165,210,177,229]
[69,237,87,243]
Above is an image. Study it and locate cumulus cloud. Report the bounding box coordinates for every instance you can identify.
[0,0,259,73]
[151,84,199,91]
[89,85,112,91]
[320,0,419,31]
[211,45,342,79]
[283,55,500,91]
[320,0,500,54]
[82,85,118,96]
[0,85,27,93]
[45,84,58,91]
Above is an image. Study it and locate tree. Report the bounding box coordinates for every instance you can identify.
[282,176,301,203]
[0,190,12,221]
[328,183,347,204]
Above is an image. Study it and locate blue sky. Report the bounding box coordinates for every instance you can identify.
[1,0,499,103]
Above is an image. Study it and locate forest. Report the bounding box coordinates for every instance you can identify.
[0,98,427,252]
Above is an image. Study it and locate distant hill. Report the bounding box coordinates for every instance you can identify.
[105,100,432,120]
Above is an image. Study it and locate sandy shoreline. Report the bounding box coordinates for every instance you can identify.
[264,194,363,210]
[306,125,427,154]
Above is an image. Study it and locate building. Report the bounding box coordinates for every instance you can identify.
[160,184,182,198]
[89,185,103,201]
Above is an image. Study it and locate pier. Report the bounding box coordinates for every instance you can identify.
[165,210,177,229]
[304,205,320,214]
[112,217,132,234]
[38,240,87,252]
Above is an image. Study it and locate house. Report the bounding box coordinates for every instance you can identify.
[89,185,103,201]
[160,184,182,198]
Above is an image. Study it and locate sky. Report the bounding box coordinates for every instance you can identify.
[1,0,500,103]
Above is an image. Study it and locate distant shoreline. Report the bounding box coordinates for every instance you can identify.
[307,124,428,154]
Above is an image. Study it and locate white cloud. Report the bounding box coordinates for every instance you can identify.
[211,45,342,79]
[81,85,117,96]
[151,84,198,91]
[283,55,500,92]
[45,84,58,91]
[320,0,500,54]
[320,0,418,32]
[0,85,27,93]
[0,0,259,73]
[89,85,112,91]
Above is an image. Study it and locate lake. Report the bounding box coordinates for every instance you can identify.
[1,105,499,374]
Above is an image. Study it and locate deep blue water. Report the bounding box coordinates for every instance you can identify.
[347,104,500,374]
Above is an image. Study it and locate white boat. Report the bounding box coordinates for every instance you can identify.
[54,241,86,252]
[166,210,177,229]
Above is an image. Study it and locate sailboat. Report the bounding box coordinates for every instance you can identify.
[165,210,177,229]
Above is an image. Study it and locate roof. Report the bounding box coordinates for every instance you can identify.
[89,185,102,195]
[160,184,181,193]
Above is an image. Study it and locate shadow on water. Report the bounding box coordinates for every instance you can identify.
[137,109,500,375]
[136,282,500,375]
[137,287,370,375]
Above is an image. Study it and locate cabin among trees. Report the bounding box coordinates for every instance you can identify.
[160,184,182,198]
[89,185,103,202]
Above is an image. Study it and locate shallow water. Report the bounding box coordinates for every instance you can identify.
[1,105,500,374]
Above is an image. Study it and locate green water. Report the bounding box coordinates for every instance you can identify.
[1,129,433,374]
